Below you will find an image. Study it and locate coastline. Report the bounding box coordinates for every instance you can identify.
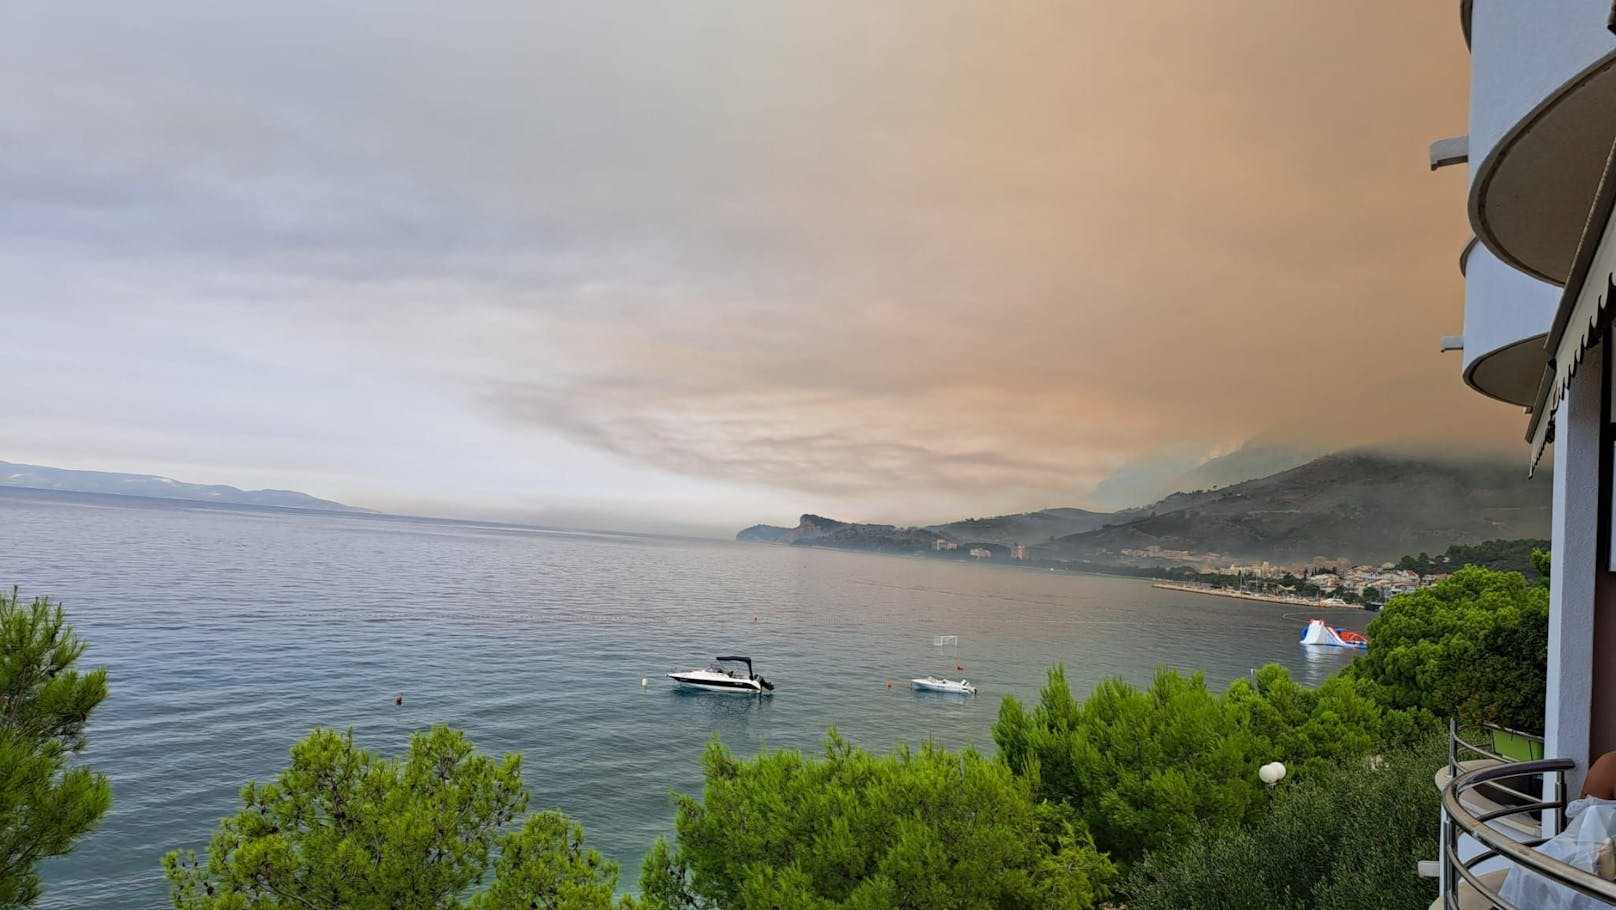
[1151,580,1367,610]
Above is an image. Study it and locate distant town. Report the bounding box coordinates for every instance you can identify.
[1149,563,1445,609]
[933,535,1548,609]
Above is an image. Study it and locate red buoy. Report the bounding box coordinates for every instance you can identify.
[956,664,964,672]
[395,695,403,706]
[887,681,893,689]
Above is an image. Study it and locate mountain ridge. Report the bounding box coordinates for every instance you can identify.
[0,461,370,513]
[737,450,1550,568]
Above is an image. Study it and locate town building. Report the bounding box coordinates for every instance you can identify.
[1307,573,1342,591]
[968,547,992,559]
[1432,3,1616,905]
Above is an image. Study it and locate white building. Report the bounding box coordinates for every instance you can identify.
[1434,3,1616,905]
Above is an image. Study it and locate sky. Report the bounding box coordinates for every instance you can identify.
[0,2,1514,535]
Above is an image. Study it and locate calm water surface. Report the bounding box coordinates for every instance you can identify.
[0,489,1366,907]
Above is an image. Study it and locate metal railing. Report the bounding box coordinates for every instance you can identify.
[1435,746,1616,910]
[1449,718,1548,806]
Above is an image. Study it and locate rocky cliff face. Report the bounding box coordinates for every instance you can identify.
[736,514,850,544]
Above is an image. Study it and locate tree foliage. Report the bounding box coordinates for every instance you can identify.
[1396,538,1551,582]
[164,726,623,910]
[992,664,1430,869]
[0,588,111,910]
[639,731,1114,910]
[1125,733,1444,910]
[1347,565,1548,733]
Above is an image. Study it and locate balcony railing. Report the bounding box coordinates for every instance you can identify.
[1439,720,1616,908]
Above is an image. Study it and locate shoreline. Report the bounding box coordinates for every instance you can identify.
[1151,580,1367,610]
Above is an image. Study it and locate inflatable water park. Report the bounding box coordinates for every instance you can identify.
[1299,618,1368,650]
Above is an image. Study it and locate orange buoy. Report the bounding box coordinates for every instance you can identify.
[395,695,403,706]
[887,681,893,689]
[956,664,964,672]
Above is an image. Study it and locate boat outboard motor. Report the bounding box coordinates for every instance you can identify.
[757,676,774,691]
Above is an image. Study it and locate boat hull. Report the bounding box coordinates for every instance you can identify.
[667,672,770,694]
[911,677,976,695]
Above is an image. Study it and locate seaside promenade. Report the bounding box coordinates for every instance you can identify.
[1151,580,1364,610]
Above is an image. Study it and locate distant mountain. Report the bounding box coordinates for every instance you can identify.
[737,514,947,554]
[737,514,849,544]
[1052,452,1549,566]
[738,450,1552,569]
[926,507,1114,546]
[0,461,370,513]
[1082,442,1319,511]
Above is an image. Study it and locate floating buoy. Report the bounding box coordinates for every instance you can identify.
[887,681,893,689]
[753,615,758,622]
[956,664,964,672]
[641,678,649,688]
[395,695,403,706]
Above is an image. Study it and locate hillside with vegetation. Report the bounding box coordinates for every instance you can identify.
[1395,538,1551,582]
[1050,452,1549,566]
[925,508,1116,546]
[738,451,1551,570]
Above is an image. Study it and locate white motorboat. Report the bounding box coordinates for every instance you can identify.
[668,656,775,694]
[912,675,976,695]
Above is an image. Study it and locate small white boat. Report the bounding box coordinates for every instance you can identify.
[668,656,775,694]
[912,675,976,695]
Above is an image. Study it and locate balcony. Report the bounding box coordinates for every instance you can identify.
[1466,1,1616,285]
[1459,241,1556,406]
[1437,723,1616,909]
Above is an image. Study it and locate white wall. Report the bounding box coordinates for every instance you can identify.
[1469,0,1616,180]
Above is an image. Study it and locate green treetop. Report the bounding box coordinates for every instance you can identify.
[993,664,1431,871]
[0,588,111,910]
[1346,565,1548,734]
[640,731,1114,910]
[165,726,624,910]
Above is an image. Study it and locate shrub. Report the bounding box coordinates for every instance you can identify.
[993,664,1432,869]
[1124,732,1444,910]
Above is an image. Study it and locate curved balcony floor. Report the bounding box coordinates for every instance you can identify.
[1470,49,1616,286]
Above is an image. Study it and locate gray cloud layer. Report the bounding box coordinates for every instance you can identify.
[0,2,1507,521]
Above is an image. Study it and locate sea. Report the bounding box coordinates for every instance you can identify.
[0,487,1368,907]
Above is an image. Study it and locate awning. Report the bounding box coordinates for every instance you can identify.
[1527,136,1616,472]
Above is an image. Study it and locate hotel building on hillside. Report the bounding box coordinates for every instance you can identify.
[1434,2,1616,906]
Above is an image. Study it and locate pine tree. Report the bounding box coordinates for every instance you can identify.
[0,588,111,909]
[165,726,625,909]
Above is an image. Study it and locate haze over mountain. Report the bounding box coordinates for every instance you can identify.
[926,508,1119,546]
[1080,442,1322,512]
[0,462,370,513]
[739,451,1550,569]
